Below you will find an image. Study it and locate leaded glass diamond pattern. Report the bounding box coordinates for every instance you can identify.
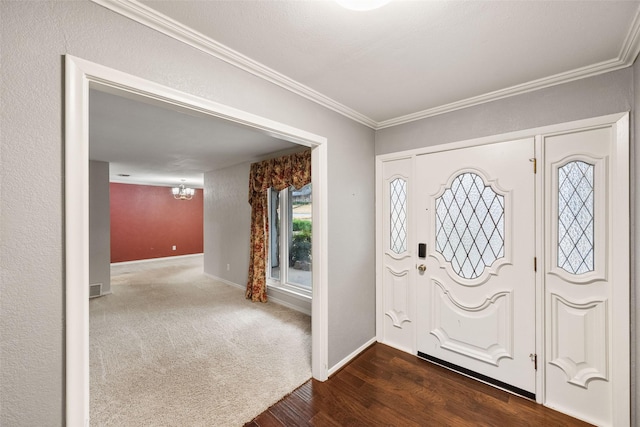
[435,173,504,279]
[390,178,407,254]
[558,161,594,274]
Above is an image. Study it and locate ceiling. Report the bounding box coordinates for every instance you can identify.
[89,89,298,187]
[90,0,640,186]
[135,0,640,126]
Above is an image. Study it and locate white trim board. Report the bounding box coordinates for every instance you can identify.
[65,54,329,427]
[203,273,245,292]
[110,253,203,266]
[91,0,640,130]
[328,337,377,377]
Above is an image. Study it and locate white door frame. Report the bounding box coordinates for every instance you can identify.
[65,55,329,427]
[376,112,629,424]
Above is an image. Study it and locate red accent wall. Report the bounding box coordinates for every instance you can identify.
[110,183,204,263]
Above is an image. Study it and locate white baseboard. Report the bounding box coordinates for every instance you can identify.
[328,337,377,377]
[204,273,311,316]
[204,273,244,291]
[111,253,203,266]
[266,291,311,316]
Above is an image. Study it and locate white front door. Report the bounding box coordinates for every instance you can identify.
[415,138,537,396]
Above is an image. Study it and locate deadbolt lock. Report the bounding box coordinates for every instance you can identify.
[417,264,426,272]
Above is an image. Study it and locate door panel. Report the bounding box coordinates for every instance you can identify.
[416,138,536,394]
[379,157,415,353]
[543,127,615,426]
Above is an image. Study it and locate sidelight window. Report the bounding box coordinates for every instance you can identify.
[390,178,408,254]
[557,161,594,274]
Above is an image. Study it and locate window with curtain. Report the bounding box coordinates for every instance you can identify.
[268,183,312,296]
[246,150,311,302]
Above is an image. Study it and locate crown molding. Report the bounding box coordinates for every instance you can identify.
[376,58,628,129]
[91,0,640,131]
[618,5,640,66]
[90,0,378,129]
[377,7,640,130]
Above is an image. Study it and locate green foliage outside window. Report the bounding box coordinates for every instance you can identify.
[290,230,311,266]
[292,218,312,233]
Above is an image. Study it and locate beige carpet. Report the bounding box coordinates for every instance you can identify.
[90,255,311,426]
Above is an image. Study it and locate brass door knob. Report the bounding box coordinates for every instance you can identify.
[417,264,426,272]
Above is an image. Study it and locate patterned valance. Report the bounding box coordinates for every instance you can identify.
[246,150,311,302]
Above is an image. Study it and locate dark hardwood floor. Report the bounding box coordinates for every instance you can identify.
[246,343,591,426]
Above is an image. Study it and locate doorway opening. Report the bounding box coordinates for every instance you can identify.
[65,55,329,426]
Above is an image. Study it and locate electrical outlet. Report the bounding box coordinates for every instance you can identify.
[227,263,230,271]
[172,245,176,250]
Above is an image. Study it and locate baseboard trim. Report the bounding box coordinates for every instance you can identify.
[205,273,245,291]
[203,273,311,316]
[111,253,203,266]
[266,292,311,316]
[328,337,377,377]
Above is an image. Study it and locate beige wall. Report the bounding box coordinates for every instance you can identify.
[376,68,633,155]
[89,160,111,295]
[0,2,375,424]
[203,162,252,287]
[2,1,635,425]
[203,161,313,314]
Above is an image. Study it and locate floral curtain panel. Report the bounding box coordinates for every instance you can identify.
[246,150,312,302]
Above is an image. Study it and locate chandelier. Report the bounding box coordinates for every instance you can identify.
[171,183,195,200]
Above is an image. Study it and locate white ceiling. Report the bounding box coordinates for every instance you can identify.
[89,89,298,187]
[136,0,640,125]
[90,0,640,186]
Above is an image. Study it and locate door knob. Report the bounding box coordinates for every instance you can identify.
[417,264,426,272]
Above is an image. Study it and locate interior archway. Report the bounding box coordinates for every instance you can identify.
[65,54,328,426]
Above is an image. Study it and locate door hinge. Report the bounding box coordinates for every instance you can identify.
[530,158,537,173]
[534,257,537,272]
[529,353,538,370]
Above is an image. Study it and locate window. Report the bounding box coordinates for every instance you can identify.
[435,172,504,279]
[390,178,407,254]
[558,161,594,274]
[268,183,312,296]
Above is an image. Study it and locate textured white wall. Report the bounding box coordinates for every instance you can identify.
[0,2,375,424]
[203,160,313,314]
[376,66,638,425]
[89,160,111,295]
[203,162,252,287]
[632,59,639,427]
[376,68,634,155]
